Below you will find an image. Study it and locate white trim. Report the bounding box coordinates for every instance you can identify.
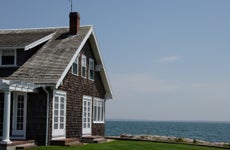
[0,80,36,92]
[24,33,55,51]
[1,90,12,144]
[55,26,93,89]
[0,26,70,32]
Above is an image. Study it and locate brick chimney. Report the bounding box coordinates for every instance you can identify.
[69,12,80,35]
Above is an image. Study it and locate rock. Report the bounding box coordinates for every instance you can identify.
[119,134,228,147]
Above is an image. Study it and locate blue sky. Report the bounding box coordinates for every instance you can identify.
[1,0,230,121]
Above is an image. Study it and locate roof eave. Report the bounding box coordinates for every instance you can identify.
[89,30,113,99]
[55,26,113,99]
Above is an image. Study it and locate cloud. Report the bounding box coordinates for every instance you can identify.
[107,73,230,121]
[156,55,182,63]
[111,73,230,101]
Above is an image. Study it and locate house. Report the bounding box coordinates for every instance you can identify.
[0,12,112,148]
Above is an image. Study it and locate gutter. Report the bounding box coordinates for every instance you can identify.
[43,87,50,146]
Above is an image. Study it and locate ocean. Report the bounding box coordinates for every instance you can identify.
[105,120,230,142]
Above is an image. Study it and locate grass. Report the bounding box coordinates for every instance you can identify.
[29,140,228,150]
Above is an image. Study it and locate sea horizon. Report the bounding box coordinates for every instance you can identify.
[105,120,230,142]
[106,118,230,123]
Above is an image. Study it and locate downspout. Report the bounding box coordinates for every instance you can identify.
[43,87,50,146]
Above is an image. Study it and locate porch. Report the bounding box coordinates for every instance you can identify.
[0,80,37,145]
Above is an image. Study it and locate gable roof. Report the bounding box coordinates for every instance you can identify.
[1,26,112,99]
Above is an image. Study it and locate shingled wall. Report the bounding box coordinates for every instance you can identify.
[26,89,48,145]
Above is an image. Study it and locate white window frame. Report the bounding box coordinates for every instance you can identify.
[0,49,17,66]
[81,55,87,78]
[88,58,95,81]
[93,98,105,123]
[72,55,79,75]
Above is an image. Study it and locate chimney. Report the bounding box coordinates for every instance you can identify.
[69,12,80,35]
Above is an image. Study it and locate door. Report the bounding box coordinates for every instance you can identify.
[82,96,92,136]
[12,93,27,139]
[52,90,66,139]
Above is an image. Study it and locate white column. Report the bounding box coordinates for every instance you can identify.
[1,90,12,144]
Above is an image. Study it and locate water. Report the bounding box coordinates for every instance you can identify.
[105,120,230,142]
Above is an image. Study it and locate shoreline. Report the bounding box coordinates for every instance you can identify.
[106,134,230,149]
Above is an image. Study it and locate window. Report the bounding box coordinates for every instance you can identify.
[0,49,16,66]
[72,56,79,75]
[93,98,105,123]
[89,58,95,80]
[81,55,86,78]
[52,90,66,138]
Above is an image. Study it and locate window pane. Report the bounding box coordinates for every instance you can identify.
[60,104,64,109]
[102,102,104,121]
[54,117,58,123]
[93,106,97,121]
[60,124,64,129]
[54,110,58,116]
[2,56,14,65]
[98,107,101,121]
[1,49,15,65]
[89,59,94,80]
[55,103,59,109]
[54,123,58,129]
[60,117,64,122]
[90,70,94,79]
[61,97,64,103]
[81,55,86,77]
[55,97,59,103]
[82,67,86,77]
[72,63,78,74]
[82,56,86,66]
[60,110,64,116]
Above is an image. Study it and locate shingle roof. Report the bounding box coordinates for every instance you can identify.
[6,26,92,84]
[1,26,112,98]
[0,28,55,48]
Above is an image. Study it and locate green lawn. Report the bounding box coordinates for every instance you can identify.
[29,140,228,150]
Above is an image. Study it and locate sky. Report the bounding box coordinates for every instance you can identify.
[0,0,230,122]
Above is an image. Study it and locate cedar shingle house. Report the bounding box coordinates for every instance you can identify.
[0,12,112,147]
